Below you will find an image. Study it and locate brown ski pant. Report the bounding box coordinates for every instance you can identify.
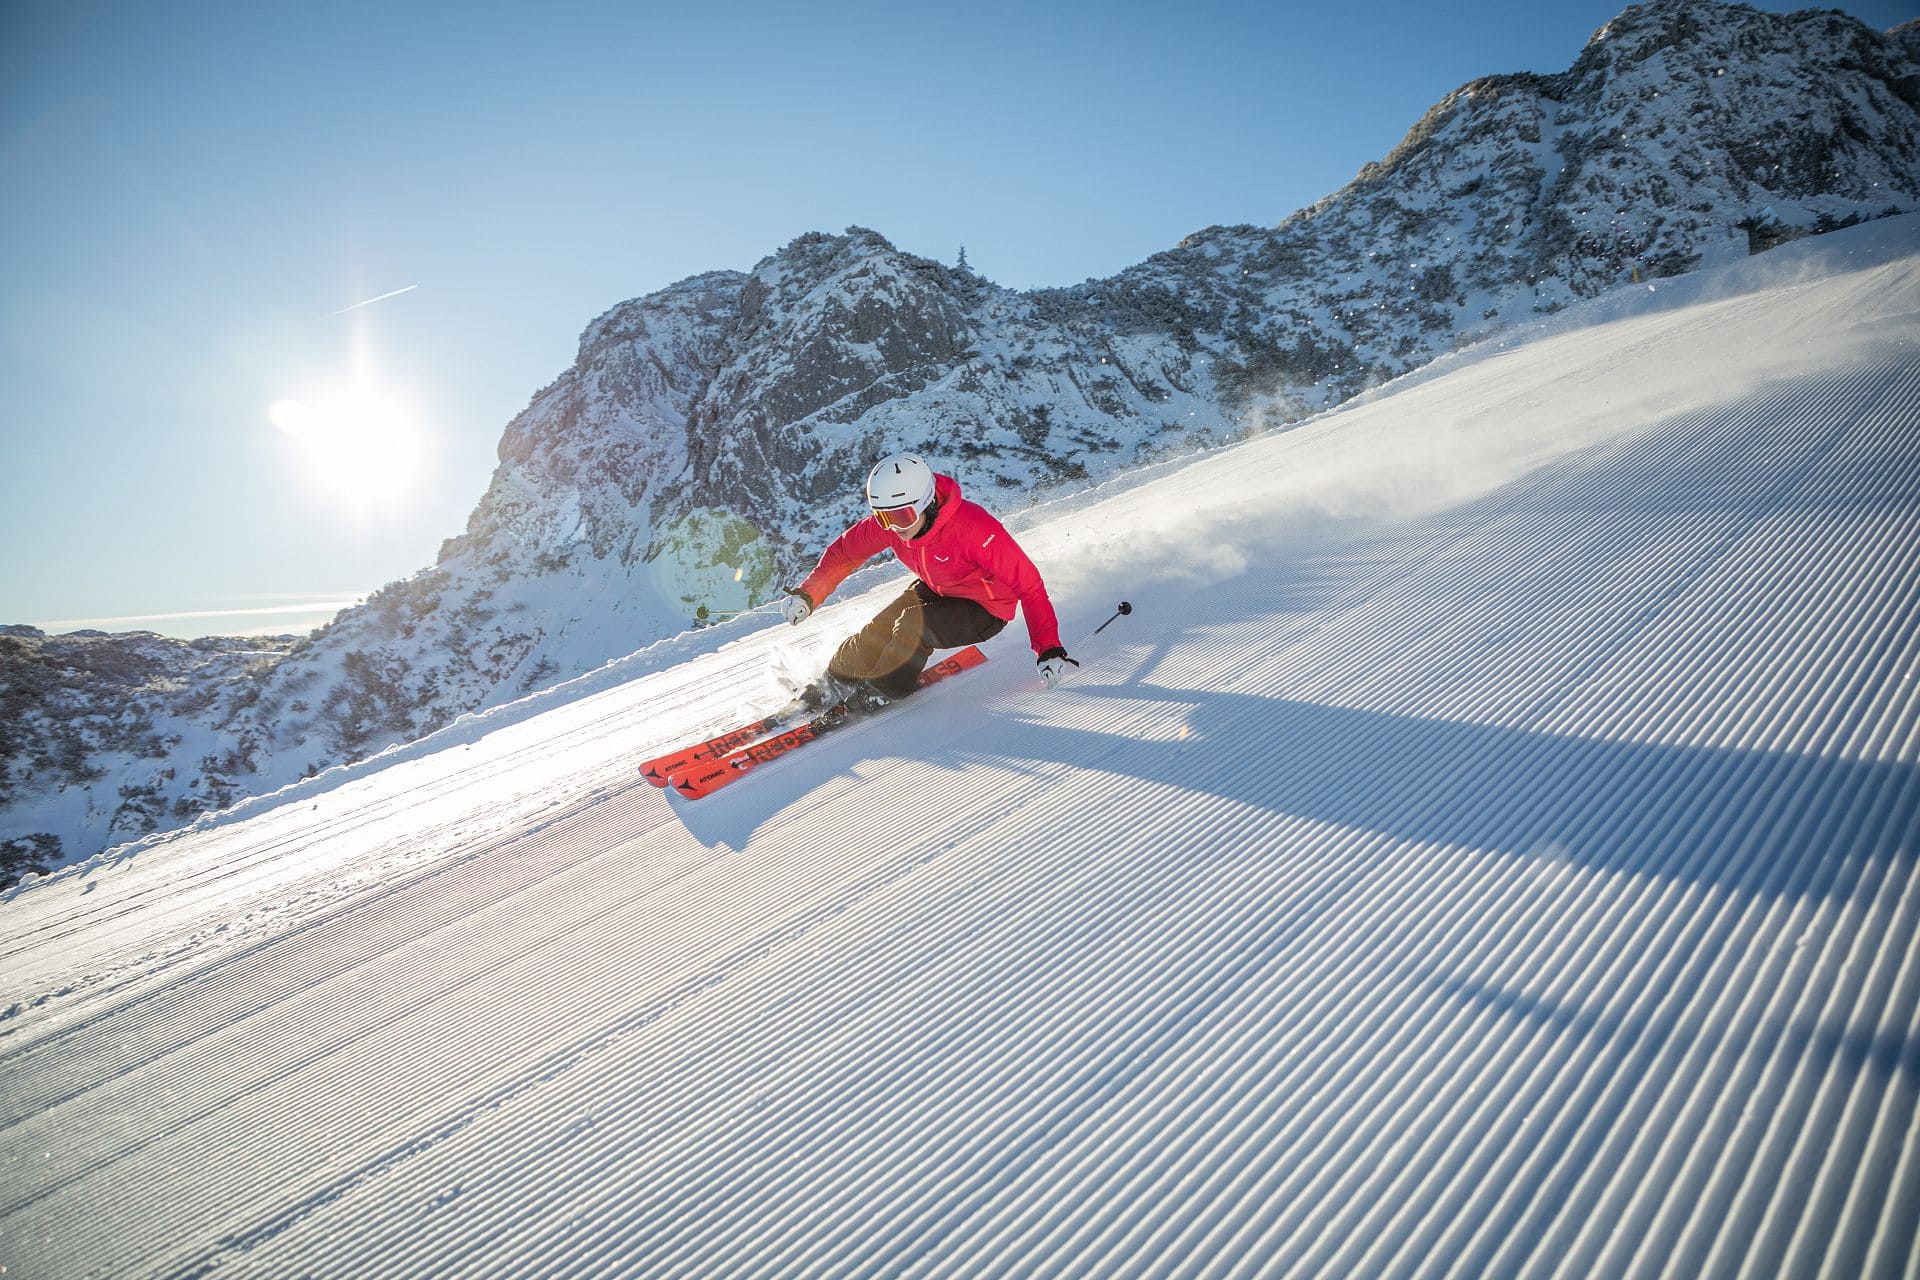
[828,582,1008,698]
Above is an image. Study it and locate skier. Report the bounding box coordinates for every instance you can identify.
[780,452,1076,709]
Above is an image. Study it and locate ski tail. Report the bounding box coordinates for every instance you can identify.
[662,645,987,800]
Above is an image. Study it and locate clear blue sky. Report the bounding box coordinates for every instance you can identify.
[3,0,1911,638]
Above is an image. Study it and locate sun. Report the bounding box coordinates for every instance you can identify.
[269,383,426,507]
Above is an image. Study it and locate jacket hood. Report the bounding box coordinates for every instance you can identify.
[915,473,963,539]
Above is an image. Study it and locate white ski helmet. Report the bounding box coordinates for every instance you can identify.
[866,452,937,531]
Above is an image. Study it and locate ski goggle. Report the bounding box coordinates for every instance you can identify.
[873,502,923,531]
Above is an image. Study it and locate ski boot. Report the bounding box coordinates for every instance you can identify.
[795,672,894,717]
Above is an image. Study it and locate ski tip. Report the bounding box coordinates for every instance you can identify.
[665,761,735,800]
[667,776,718,800]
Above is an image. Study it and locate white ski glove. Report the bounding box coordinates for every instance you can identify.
[1037,647,1079,689]
[781,589,813,626]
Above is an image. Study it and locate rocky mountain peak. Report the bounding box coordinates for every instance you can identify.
[693,228,979,509]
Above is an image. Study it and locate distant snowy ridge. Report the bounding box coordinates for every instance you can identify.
[4,0,1916,877]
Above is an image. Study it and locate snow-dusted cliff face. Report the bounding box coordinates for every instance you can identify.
[5,0,1916,877]
[1122,0,1920,411]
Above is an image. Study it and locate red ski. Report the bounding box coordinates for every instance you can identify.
[661,646,987,800]
[638,710,791,786]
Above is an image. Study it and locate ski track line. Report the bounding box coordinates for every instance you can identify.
[128,760,1081,1277]
[0,644,765,967]
[382,617,1881,1274]
[52,671,1912,1280]
[0,751,621,1043]
[0,687,600,934]
[168,710,1336,1280]
[1728,865,1920,1279]
[0,779,712,1220]
[0,648,744,1049]
[0,753,674,1084]
[622,825,1390,1274]
[387,729,1267,1274]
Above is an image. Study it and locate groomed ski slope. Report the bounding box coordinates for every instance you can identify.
[2,218,1917,1280]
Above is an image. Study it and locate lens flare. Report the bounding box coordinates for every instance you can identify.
[268,384,426,506]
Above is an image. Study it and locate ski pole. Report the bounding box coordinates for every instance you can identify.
[1042,601,1132,689]
[1090,600,1133,636]
[694,604,759,623]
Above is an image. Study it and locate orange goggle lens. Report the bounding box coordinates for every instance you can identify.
[874,503,921,531]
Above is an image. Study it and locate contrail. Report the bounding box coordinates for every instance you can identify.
[325,284,419,318]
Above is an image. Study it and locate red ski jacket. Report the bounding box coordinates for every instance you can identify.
[797,473,1063,657]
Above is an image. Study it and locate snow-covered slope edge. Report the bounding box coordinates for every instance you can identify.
[0,215,1914,1280]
